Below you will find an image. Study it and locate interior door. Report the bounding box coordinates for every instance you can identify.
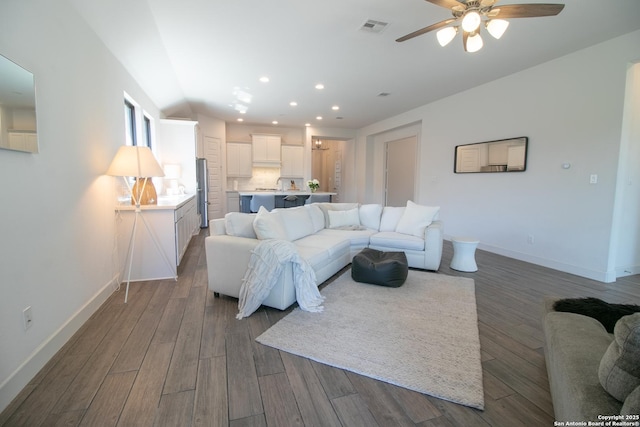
[204,136,223,219]
[385,136,417,207]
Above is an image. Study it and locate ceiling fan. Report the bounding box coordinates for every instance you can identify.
[396,0,565,52]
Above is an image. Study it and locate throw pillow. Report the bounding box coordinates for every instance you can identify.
[305,204,325,233]
[598,313,640,402]
[328,208,360,229]
[553,297,640,333]
[622,385,640,416]
[253,206,288,240]
[395,200,440,238]
[378,206,405,232]
[359,204,383,230]
[278,206,315,241]
[224,212,257,238]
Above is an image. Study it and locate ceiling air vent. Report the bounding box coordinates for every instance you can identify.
[377,92,391,97]
[361,19,388,34]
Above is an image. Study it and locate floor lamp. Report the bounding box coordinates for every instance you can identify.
[107,146,175,303]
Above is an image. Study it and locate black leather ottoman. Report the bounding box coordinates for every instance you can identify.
[351,248,408,287]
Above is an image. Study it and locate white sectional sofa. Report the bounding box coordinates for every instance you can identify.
[205,201,443,310]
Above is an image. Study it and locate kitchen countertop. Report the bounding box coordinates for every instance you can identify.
[237,191,336,196]
[115,194,196,210]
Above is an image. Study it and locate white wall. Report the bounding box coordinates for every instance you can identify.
[0,0,162,411]
[355,30,640,282]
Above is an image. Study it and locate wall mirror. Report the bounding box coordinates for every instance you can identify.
[0,54,38,153]
[454,137,527,173]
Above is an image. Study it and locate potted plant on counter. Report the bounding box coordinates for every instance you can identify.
[307,178,319,193]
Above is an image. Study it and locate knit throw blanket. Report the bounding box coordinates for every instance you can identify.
[236,239,325,319]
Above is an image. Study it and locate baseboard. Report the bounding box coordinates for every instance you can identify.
[616,265,640,278]
[444,236,613,283]
[0,276,117,413]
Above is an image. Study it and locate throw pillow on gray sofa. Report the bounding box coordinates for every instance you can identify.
[598,313,640,402]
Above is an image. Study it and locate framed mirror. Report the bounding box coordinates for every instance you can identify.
[454,137,527,173]
[0,54,38,153]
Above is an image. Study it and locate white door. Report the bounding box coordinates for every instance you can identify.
[204,136,223,219]
[385,136,417,207]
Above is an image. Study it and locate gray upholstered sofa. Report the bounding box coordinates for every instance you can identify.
[542,298,640,422]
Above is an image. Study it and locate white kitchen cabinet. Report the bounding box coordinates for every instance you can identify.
[280,145,304,177]
[116,195,198,281]
[252,134,281,166]
[226,191,240,213]
[8,131,38,152]
[227,142,252,177]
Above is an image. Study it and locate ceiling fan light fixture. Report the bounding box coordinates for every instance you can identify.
[466,32,483,53]
[436,26,458,47]
[486,19,509,39]
[461,10,481,33]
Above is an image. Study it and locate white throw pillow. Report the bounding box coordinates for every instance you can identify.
[253,206,288,240]
[328,207,361,229]
[395,200,440,238]
[305,204,325,233]
[224,212,257,238]
[279,206,315,241]
[379,206,405,231]
[359,204,383,231]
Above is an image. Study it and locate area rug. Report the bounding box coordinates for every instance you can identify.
[256,269,484,410]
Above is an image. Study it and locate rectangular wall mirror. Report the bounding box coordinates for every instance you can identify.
[454,137,527,173]
[0,54,38,153]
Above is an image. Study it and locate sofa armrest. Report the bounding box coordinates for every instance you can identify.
[423,220,443,270]
[209,218,226,235]
[205,234,259,298]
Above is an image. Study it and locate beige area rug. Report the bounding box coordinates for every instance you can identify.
[256,269,485,410]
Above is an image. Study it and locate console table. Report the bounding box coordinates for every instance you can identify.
[115,194,199,281]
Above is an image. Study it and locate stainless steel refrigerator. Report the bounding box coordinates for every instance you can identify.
[196,158,209,228]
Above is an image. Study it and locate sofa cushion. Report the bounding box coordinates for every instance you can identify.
[305,204,325,233]
[328,208,361,228]
[276,206,315,241]
[598,313,640,402]
[294,234,350,258]
[253,206,288,240]
[622,385,640,415]
[225,212,257,238]
[317,228,377,247]
[395,200,440,238]
[379,207,405,232]
[369,231,425,251]
[359,204,383,231]
[293,244,332,270]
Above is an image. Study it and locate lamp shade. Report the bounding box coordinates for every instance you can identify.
[466,33,484,53]
[107,146,165,178]
[486,19,509,39]
[437,26,458,47]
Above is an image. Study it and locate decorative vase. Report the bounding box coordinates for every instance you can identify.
[131,178,158,205]
[310,187,317,193]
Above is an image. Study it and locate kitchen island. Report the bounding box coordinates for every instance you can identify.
[237,191,336,212]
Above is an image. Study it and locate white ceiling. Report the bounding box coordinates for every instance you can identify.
[70,0,640,129]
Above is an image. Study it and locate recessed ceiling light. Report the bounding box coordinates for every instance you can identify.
[316,116,323,120]
[315,83,324,90]
[259,76,269,83]
[332,105,340,111]
[272,121,278,125]
[237,118,244,122]
[305,123,311,127]
[290,101,298,107]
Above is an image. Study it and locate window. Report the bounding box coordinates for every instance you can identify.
[124,100,137,146]
[123,94,154,149]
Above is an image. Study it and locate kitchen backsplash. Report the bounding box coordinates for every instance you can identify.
[227,167,303,191]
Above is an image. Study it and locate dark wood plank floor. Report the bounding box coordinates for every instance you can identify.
[2,230,639,426]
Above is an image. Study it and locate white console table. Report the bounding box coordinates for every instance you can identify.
[115,194,199,281]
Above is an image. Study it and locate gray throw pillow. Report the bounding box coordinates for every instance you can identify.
[621,385,640,415]
[598,313,640,402]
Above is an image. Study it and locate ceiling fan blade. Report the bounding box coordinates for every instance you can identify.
[492,3,565,18]
[425,0,466,10]
[396,18,457,42]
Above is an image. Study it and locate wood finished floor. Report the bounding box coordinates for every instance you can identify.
[2,230,639,427]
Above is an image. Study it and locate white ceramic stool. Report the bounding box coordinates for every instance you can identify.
[450,237,479,272]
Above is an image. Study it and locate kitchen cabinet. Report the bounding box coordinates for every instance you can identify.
[227,142,252,177]
[252,134,281,167]
[226,191,240,213]
[116,195,198,281]
[280,145,304,177]
[8,131,38,152]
